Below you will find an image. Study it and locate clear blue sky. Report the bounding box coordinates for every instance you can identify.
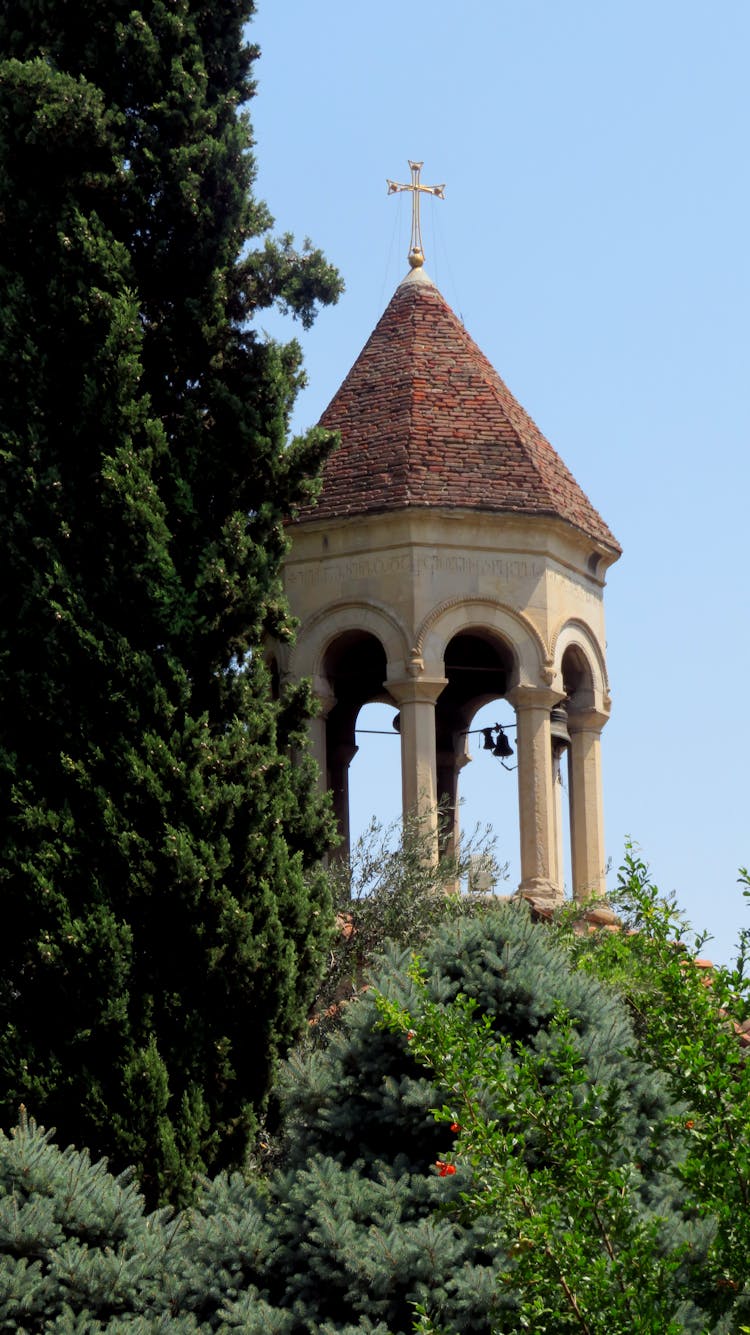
[250,1,750,962]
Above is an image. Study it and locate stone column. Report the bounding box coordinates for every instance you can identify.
[387,674,447,863]
[328,739,358,858]
[436,736,471,863]
[550,739,567,895]
[436,734,471,891]
[308,678,336,794]
[567,708,609,901]
[506,685,564,902]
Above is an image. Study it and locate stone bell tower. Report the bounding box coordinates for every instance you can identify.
[276,165,620,903]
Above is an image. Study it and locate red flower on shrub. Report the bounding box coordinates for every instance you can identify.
[436,1160,456,1177]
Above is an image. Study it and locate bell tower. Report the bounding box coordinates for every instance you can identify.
[277,168,620,903]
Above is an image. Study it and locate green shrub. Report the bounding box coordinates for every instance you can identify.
[557,848,750,1322]
[3,864,747,1334]
[310,807,504,1035]
[189,904,713,1333]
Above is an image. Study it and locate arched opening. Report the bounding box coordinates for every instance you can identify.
[561,643,605,900]
[348,699,403,860]
[323,630,390,856]
[562,644,596,711]
[435,631,517,887]
[313,625,604,899]
[457,699,519,890]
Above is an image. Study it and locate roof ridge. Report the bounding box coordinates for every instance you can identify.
[405,285,430,506]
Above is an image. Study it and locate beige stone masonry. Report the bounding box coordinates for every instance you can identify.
[276,268,619,896]
[278,502,615,893]
[507,685,566,902]
[567,708,610,900]
[387,674,448,859]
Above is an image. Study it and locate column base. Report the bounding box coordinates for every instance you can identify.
[516,877,564,906]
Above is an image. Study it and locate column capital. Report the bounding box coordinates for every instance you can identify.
[506,684,565,713]
[329,740,358,767]
[311,676,337,718]
[567,706,611,734]
[387,675,448,707]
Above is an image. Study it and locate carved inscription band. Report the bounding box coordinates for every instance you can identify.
[286,553,546,588]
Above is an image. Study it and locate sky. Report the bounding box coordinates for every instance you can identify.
[249,1,749,963]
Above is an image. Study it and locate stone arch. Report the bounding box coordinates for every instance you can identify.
[550,618,609,709]
[416,597,551,689]
[545,619,611,901]
[414,599,548,874]
[432,628,516,865]
[289,601,411,858]
[289,599,412,684]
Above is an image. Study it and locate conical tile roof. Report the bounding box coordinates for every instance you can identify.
[306,268,620,553]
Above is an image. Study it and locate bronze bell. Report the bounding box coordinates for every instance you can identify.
[492,728,513,759]
[550,706,570,747]
[481,727,495,750]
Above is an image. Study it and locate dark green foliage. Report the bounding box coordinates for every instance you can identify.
[177,907,712,1333]
[561,849,750,1327]
[1,896,745,1332]
[0,0,341,1204]
[381,976,716,1333]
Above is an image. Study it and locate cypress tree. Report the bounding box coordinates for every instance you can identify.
[0,1,341,1204]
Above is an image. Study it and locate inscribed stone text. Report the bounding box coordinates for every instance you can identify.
[547,568,602,605]
[286,553,544,587]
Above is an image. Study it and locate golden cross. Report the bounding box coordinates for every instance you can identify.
[386,160,445,269]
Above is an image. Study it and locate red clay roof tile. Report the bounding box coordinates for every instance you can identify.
[301,270,620,553]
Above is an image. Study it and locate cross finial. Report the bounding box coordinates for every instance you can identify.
[386,160,445,269]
